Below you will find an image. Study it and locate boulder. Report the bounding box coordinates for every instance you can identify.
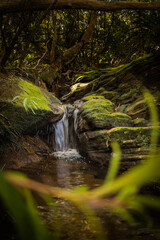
[0,73,64,167]
[0,135,51,170]
[80,95,132,130]
[74,53,160,168]
[0,73,64,137]
[78,130,110,166]
[78,126,160,169]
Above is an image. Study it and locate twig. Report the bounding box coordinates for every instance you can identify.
[33,40,49,69]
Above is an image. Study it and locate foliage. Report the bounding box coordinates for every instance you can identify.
[0,174,52,240]
[0,90,160,240]
[13,79,52,112]
[0,7,160,72]
[0,75,63,137]
[13,96,41,114]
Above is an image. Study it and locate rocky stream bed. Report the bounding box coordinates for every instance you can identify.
[0,53,160,240]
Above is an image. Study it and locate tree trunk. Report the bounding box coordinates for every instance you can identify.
[50,11,57,64]
[0,15,31,66]
[54,11,97,70]
[1,0,160,13]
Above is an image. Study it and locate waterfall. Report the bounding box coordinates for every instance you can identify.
[53,106,69,151]
[37,105,79,152]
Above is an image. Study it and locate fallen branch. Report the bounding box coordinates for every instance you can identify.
[1,0,160,13]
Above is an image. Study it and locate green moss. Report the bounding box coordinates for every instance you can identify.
[86,112,132,129]
[74,65,125,84]
[1,101,49,134]
[107,126,160,148]
[96,88,117,100]
[13,78,52,111]
[82,94,105,101]
[81,96,132,129]
[0,75,63,136]
[82,97,113,112]
[120,88,138,101]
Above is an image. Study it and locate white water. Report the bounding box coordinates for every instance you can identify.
[53,106,69,151]
[37,105,79,157]
[53,149,82,161]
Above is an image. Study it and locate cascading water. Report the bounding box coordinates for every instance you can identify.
[37,105,80,155]
[53,105,78,151]
[53,106,69,151]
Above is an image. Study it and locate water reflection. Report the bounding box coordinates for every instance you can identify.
[19,153,160,240]
[53,149,98,188]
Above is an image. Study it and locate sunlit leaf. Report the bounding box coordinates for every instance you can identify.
[23,98,29,112]
[12,95,20,102]
[72,185,89,194]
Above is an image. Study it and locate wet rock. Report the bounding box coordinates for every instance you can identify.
[0,74,64,167]
[0,74,64,137]
[74,53,160,168]
[61,82,90,102]
[78,126,160,168]
[78,130,111,166]
[0,135,51,170]
[106,126,160,149]
[80,96,132,130]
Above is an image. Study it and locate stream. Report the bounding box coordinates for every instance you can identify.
[20,150,160,240]
[8,106,160,240]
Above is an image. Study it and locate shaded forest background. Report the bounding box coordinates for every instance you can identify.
[0,3,160,92]
[0,3,160,240]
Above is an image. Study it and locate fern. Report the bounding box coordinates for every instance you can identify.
[12,95,40,114]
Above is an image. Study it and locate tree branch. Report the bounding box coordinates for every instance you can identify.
[54,11,97,70]
[49,10,57,64]
[33,40,49,69]
[0,15,7,49]
[1,0,160,13]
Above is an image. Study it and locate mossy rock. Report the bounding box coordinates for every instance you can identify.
[96,88,117,100]
[82,97,113,114]
[119,88,138,101]
[61,82,90,101]
[81,96,132,130]
[125,99,148,118]
[84,112,132,130]
[132,117,149,127]
[0,74,63,138]
[82,94,106,101]
[107,126,160,149]
[74,65,124,84]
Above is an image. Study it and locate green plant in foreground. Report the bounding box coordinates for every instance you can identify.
[0,89,160,240]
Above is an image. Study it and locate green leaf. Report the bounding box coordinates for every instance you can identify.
[72,185,89,194]
[104,142,121,184]
[30,100,39,109]
[12,96,20,102]
[143,89,159,153]
[0,174,52,240]
[23,98,29,112]
[117,185,137,201]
